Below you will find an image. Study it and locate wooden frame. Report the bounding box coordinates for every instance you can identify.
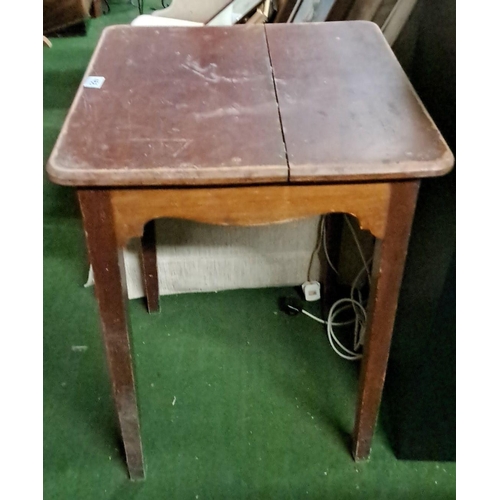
[78,179,419,478]
[110,183,392,246]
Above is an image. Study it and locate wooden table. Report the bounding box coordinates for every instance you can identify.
[47,22,453,480]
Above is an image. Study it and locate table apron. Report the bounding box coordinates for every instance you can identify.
[106,183,393,246]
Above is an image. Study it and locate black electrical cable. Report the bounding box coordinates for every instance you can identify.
[130,0,144,15]
[132,1,170,15]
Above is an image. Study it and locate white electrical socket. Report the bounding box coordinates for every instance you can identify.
[302,281,321,302]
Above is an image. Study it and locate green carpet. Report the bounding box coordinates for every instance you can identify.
[43,3,456,498]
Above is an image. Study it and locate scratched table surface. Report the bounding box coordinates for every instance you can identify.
[47,25,287,186]
[265,22,454,182]
[47,22,453,187]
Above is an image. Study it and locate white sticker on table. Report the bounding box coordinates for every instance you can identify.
[83,76,105,89]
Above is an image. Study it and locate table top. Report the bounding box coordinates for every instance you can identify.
[47,22,454,187]
[266,22,454,182]
[48,25,287,186]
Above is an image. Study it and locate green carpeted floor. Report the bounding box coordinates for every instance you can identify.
[43,3,456,498]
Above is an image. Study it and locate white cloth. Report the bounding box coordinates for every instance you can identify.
[86,218,322,299]
[130,15,203,27]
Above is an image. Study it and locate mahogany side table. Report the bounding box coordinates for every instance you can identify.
[47,22,454,480]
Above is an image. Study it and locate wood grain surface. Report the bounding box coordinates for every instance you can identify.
[47,23,454,187]
[43,0,94,35]
[140,220,160,313]
[78,189,145,479]
[109,182,391,246]
[48,25,287,186]
[352,180,420,460]
[265,22,454,182]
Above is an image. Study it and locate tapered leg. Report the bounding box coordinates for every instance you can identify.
[78,189,145,480]
[352,181,420,460]
[140,220,160,313]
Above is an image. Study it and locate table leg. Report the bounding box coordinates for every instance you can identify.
[140,220,160,313]
[78,189,145,480]
[352,181,420,460]
[90,0,102,18]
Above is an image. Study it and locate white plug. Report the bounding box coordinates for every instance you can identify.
[302,281,321,302]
